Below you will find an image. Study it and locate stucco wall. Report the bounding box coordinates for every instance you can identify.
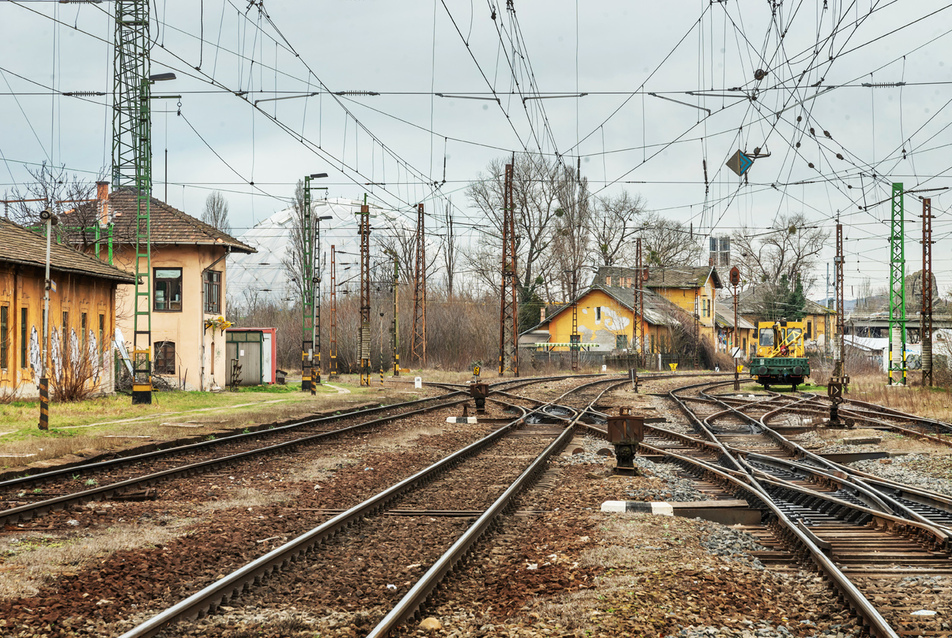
[0,263,117,398]
[114,244,230,391]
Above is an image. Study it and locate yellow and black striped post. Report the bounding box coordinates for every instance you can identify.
[38,377,49,430]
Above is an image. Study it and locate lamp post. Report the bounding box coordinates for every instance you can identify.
[300,172,327,392]
[38,208,56,430]
[313,213,332,388]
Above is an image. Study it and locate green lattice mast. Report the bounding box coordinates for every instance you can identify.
[113,0,153,404]
[888,182,907,385]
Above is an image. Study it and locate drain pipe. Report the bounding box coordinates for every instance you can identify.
[200,248,230,392]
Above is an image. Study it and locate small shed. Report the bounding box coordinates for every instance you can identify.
[225,327,277,385]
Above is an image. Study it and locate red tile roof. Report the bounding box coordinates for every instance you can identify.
[67,188,255,254]
[0,218,135,283]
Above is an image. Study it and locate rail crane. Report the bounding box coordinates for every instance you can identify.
[750,320,811,390]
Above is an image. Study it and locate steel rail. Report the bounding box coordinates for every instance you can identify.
[635,438,901,638]
[365,381,619,637]
[0,396,469,527]
[0,390,465,489]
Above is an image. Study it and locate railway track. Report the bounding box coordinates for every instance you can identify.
[114,377,620,637]
[642,382,952,637]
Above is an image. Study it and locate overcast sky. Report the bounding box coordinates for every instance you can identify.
[2,0,951,299]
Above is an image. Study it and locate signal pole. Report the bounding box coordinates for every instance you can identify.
[329,245,338,380]
[888,183,907,385]
[411,203,427,367]
[631,238,642,390]
[358,196,371,386]
[730,266,740,391]
[390,252,400,376]
[922,198,934,387]
[829,222,847,426]
[569,269,579,372]
[114,0,154,404]
[499,160,519,376]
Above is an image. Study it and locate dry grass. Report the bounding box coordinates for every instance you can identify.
[289,455,358,483]
[0,517,196,599]
[0,382,431,470]
[847,373,952,422]
[201,487,291,512]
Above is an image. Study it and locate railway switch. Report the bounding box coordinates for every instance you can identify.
[608,407,644,475]
[471,382,489,413]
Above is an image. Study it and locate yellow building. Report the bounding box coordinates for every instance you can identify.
[0,218,135,398]
[595,265,723,346]
[68,186,255,391]
[524,283,696,364]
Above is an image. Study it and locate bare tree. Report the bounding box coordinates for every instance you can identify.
[550,166,593,299]
[464,153,565,303]
[590,191,648,267]
[202,191,232,234]
[442,198,457,297]
[281,181,309,304]
[642,214,702,267]
[732,212,829,290]
[6,163,103,233]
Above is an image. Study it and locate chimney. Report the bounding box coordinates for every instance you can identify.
[96,181,110,226]
[540,306,546,323]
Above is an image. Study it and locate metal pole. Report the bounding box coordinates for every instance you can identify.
[888,183,907,385]
[922,198,933,387]
[392,253,400,376]
[38,211,53,430]
[359,195,371,386]
[329,245,338,380]
[301,175,314,393]
[733,282,739,391]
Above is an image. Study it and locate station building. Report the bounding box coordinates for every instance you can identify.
[66,185,255,391]
[0,217,135,398]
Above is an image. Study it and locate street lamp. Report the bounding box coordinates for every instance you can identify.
[38,208,56,430]
[301,172,328,393]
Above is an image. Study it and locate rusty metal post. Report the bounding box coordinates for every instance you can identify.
[411,203,427,367]
[829,222,848,425]
[329,245,338,380]
[499,160,518,376]
[359,198,371,386]
[570,270,579,372]
[922,199,933,387]
[631,238,642,388]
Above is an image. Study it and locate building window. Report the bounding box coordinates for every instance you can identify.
[62,311,68,335]
[99,314,105,367]
[0,306,7,370]
[81,313,87,346]
[596,307,602,322]
[154,341,175,374]
[154,268,183,312]
[204,270,222,314]
[616,334,628,349]
[20,308,27,368]
[807,321,813,339]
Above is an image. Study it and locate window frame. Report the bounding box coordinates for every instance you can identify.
[203,269,222,314]
[154,341,175,375]
[20,308,27,369]
[154,268,184,312]
[0,305,8,370]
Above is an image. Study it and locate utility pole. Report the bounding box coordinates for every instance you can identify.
[329,245,338,380]
[825,263,831,359]
[829,222,848,425]
[888,183,907,385]
[922,198,934,387]
[693,290,700,370]
[358,197,371,386]
[499,160,519,376]
[314,214,331,387]
[730,266,740,391]
[391,252,400,376]
[300,173,328,393]
[570,269,579,372]
[411,203,427,367]
[114,0,154,404]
